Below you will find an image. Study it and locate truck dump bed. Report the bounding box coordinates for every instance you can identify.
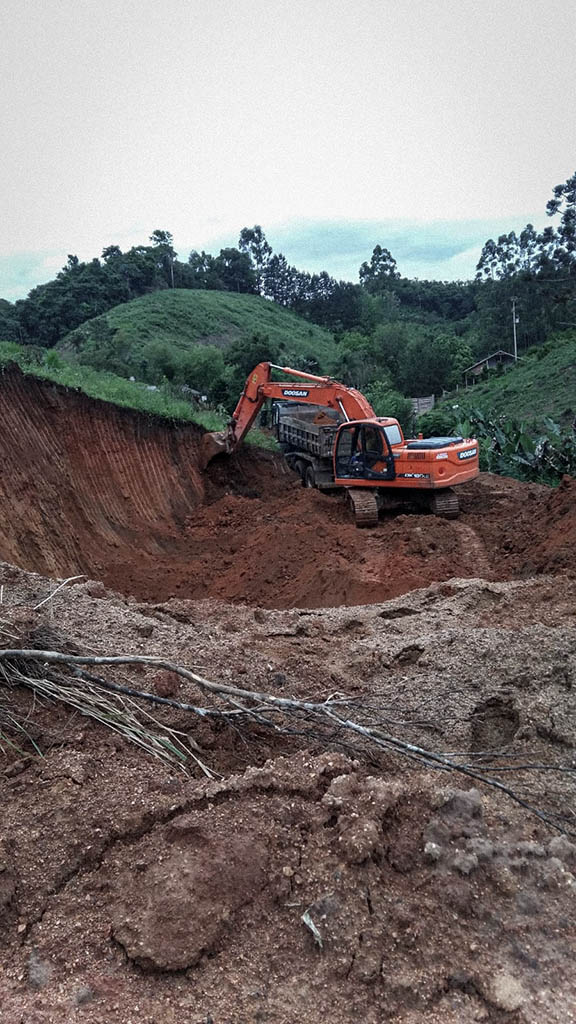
[275,406,341,458]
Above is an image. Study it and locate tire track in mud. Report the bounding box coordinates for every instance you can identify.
[450,521,494,580]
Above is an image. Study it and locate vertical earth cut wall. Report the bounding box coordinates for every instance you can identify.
[0,367,207,581]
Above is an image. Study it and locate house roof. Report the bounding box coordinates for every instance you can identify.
[463,350,516,374]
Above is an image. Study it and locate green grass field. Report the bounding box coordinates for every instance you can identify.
[58,289,337,374]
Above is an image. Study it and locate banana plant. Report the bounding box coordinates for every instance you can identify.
[455,407,576,484]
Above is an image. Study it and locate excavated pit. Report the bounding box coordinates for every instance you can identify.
[1,367,576,1022]
[0,365,574,609]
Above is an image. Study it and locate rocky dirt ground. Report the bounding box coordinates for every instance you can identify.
[0,370,575,1022]
[1,563,575,1024]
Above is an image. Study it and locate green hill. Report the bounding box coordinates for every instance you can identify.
[453,333,576,425]
[58,289,337,377]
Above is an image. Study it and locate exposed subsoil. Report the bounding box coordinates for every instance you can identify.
[1,367,576,1023]
[0,365,575,609]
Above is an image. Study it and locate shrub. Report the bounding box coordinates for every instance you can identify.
[418,406,460,437]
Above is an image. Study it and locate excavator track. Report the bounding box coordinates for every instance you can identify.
[347,489,379,528]
[429,488,459,519]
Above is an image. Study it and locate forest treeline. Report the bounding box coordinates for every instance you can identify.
[1,172,575,402]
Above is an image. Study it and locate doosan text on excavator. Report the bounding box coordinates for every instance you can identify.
[202,362,479,527]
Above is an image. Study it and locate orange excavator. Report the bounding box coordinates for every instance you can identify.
[201,362,479,526]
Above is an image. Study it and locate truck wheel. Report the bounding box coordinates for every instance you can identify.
[293,460,306,484]
[304,466,316,489]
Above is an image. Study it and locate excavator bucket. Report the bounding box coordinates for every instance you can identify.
[200,431,229,470]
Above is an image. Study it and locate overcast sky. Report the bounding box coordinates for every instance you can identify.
[1,0,575,301]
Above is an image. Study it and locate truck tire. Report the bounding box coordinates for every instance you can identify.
[304,466,316,489]
[292,459,306,484]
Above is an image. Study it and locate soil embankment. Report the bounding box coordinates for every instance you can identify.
[0,366,575,608]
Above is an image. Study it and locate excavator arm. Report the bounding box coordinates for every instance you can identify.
[201,362,376,467]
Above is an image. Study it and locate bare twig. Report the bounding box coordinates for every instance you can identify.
[34,576,87,610]
[0,646,574,834]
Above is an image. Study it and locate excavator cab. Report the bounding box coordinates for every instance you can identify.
[334,422,396,482]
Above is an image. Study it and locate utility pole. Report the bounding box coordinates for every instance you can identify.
[511,296,519,361]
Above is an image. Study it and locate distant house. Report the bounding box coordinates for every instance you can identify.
[463,350,516,386]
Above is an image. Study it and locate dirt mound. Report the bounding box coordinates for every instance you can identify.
[528,474,576,571]
[460,472,576,578]
[0,367,575,611]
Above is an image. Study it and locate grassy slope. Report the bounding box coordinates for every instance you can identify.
[0,342,276,448]
[58,289,337,370]
[450,333,576,425]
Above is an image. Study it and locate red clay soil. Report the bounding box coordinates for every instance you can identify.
[0,365,574,609]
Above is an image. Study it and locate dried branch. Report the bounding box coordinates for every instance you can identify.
[0,646,574,835]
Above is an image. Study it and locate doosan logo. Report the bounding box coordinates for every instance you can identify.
[458,448,477,460]
[282,389,309,398]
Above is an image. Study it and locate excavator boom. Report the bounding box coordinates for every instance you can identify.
[200,362,375,467]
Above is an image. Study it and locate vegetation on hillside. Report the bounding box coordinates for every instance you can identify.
[58,289,336,379]
[456,332,576,424]
[422,331,576,426]
[418,332,576,483]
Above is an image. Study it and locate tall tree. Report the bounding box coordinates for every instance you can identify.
[0,299,20,342]
[476,226,545,281]
[238,225,272,294]
[546,171,576,271]
[149,229,177,288]
[359,245,399,293]
[188,250,224,290]
[262,253,296,304]
[101,245,122,262]
[213,248,257,293]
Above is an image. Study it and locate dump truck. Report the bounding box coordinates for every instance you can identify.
[202,363,479,527]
